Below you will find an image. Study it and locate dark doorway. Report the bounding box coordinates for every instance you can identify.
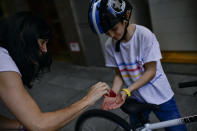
[27,0,71,61]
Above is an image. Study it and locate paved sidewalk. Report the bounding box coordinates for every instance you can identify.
[0,61,197,131]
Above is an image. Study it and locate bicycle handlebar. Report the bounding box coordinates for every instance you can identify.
[179,80,197,88]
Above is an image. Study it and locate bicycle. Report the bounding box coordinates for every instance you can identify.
[75,87,197,131]
[179,80,197,96]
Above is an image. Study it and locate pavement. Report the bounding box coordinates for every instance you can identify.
[0,61,197,131]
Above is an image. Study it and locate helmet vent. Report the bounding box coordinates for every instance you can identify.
[108,0,126,14]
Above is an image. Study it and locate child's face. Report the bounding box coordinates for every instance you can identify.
[105,21,126,40]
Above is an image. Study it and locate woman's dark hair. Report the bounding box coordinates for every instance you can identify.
[0,11,52,88]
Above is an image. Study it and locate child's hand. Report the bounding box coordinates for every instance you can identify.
[102,91,127,110]
[108,91,126,109]
[102,96,116,110]
[115,91,127,105]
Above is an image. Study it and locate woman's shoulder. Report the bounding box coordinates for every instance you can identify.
[0,46,8,54]
[0,47,10,60]
[0,47,21,75]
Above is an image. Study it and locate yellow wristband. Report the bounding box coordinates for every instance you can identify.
[121,88,131,97]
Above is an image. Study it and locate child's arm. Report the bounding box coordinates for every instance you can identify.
[101,68,123,110]
[111,68,123,94]
[116,61,156,104]
[128,61,156,93]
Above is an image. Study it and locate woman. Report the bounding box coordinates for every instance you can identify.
[0,11,109,130]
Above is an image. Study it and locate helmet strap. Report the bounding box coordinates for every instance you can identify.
[115,21,129,52]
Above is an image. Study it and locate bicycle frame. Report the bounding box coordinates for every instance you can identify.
[138,115,197,131]
[75,109,197,131]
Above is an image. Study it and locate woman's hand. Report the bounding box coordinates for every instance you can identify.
[85,82,110,105]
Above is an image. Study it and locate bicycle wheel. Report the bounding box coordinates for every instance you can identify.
[75,109,132,131]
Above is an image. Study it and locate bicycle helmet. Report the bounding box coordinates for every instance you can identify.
[88,0,133,34]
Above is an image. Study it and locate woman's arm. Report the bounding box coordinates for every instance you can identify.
[0,115,22,129]
[0,71,109,131]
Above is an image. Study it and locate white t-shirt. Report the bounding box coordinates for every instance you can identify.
[105,25,174,105]
[0,47,21,75]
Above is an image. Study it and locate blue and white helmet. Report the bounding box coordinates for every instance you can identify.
[88,0,133,34]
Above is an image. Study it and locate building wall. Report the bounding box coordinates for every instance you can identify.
[0,0,29,16]
[15,0,29,12]
[1,0,104,66]
[130,0,152,30]
[70,0,105,66]
[3,0,196,65]
[54,0,87,65]
[149,0,197,51]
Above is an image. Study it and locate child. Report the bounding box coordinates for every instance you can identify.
[88,0,187,130]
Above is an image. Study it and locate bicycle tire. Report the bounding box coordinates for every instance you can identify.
[75,109,132,131]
